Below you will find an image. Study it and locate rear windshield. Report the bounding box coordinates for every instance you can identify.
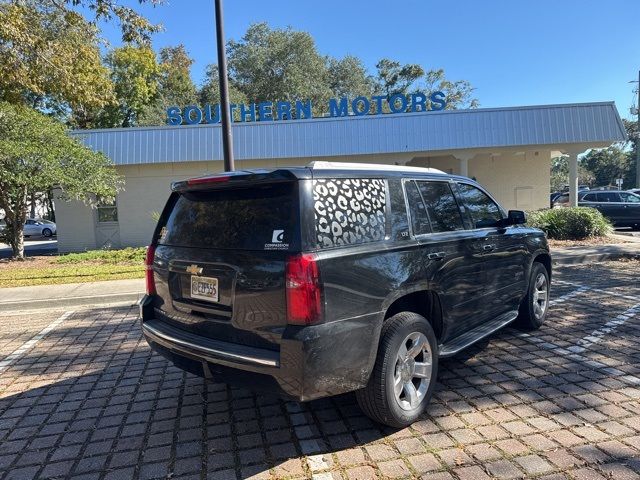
[160,183,298,251]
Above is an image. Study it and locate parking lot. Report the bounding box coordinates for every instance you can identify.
[0,260,639,480]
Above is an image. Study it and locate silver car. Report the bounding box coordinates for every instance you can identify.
[24,219,57,237]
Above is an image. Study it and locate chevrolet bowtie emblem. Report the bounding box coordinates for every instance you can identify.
[186,264,203,275]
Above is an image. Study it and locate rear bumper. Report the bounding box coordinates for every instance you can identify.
[139,295,383,401]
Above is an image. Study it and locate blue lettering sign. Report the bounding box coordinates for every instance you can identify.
[352,96,370,116]
[295,100,313,119]
[276,101,292,120]
[329,98,348,117]
[167,106,182,126]
[183,105,202,125]
[429,91,446,111]
[166,92,447,125]
[258,102,273,121]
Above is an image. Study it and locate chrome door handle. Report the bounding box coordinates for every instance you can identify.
[428,252,446,260]
[483,244,496,252]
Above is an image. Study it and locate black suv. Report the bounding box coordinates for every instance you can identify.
[140,162,551,427]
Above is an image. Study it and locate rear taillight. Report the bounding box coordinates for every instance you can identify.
[286,254,323,325]
[145,244,156,295]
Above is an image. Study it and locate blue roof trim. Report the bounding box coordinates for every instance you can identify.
[71,102,627,166]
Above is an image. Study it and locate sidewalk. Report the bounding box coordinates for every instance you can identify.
[0,278,144,312]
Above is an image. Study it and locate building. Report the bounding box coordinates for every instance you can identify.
[57,101,627,252]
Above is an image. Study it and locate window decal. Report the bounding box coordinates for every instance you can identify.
[313,178,386,248]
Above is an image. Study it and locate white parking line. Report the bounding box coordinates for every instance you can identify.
[0,310,74,374]
[549,285,590,306]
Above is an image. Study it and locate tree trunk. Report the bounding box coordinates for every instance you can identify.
[47,189,56,222]
[30,192,36,218]
[9,225,25,260]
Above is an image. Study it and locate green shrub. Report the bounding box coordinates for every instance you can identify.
[526,207,612,240]
[55,247,147,264]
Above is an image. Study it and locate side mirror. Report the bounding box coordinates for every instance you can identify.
[507,210,526,225]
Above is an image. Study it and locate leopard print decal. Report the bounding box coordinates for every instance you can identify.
[313,178,386,249]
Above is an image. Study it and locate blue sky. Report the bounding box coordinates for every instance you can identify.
[99,0,640,119]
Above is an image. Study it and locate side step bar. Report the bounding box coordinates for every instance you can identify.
[438,311,518,358]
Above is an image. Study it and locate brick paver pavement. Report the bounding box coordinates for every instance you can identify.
[0,260,639,479]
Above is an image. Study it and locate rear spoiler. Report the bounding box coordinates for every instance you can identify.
[171,169,303,192]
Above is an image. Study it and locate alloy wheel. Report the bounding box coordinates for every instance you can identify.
[393,332,433,411]
[532,272,548,319]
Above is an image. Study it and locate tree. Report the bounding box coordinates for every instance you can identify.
[140,45,199,125]
[327,55,373,98]
[0,3,114,113]
[100,45,160,127]
[0,102,120,259]
[227,23,332,112]
[373,60,478,110]
[24,0,161,44]
[581,145,634,188]
[550,156,594,192]
[374,58,424,97]
[199,63,247,107]
[423,69,479,109]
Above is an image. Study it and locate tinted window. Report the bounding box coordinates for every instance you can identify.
[456,183,503,228]
[620,192,640,203]
[582,193,597,202]
[597,192,622,202]
[404,181,431,235]
[416,181,464,232]
[161,183,297,250]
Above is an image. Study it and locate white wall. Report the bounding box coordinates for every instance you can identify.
[55,198,97,253]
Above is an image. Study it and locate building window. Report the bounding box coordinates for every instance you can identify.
[97,200,118,223]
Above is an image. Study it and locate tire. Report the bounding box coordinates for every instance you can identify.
[356,312,438,428]
[42,228,53,237]
[515,262,550,330]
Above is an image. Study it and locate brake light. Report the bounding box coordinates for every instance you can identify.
[187,175,230,186]
[145,244,156,295]
[286,254,323,325]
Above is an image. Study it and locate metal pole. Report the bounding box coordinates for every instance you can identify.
[636,69,640,188]
[214,0,234,171]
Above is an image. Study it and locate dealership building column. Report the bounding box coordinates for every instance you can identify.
[566,149,583,207]
[455,153,475,177]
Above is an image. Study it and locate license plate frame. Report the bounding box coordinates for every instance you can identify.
[190,275,219,302]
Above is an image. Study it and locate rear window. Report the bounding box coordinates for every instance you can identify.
[160,183,298,251]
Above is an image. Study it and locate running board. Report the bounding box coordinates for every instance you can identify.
[438,311,518,358]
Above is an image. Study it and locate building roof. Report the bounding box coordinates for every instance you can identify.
[71,102,627,166]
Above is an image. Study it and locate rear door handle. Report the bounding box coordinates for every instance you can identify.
[428,252,446,260]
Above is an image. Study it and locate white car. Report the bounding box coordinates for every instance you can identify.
[24,219,57,237]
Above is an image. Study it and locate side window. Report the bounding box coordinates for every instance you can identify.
[404,181,431,235]
[456,183,503,229]
[597,192,621,203]
[582,193,597,202]
[416,181,464,232]
[620,192,640,203]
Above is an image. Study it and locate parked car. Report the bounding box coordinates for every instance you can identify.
[553,190,640,228]
[23,218,57,237]
[139,162,551,427]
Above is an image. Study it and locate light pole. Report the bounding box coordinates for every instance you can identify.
[636,70,640,188]
[214,0,234,171]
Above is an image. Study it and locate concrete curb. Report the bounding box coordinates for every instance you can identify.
[552,250,640,266]
[0,292,142,313]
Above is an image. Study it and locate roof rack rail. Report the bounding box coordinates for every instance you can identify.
[306,161,445,174]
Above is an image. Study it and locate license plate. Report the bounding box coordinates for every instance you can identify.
[190,276,219,302]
